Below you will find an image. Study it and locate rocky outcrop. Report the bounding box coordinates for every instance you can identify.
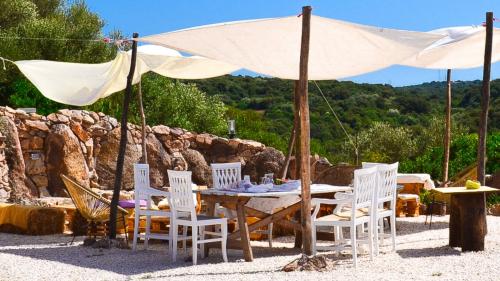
[243,147,285,182]
[182,148,211,185]
[95,127,142,190]
[145,132,172,187]
[0,106,353,201]
[0,133,9,201]
[0,115,33,201]
[45,124,90,196]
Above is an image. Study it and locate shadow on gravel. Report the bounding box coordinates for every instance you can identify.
[0,233,77,247]
[0,242,301,275]
[396,220,449,236]
[396,246,461,258]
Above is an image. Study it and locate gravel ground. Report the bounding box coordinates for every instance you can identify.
[0,215,499,281]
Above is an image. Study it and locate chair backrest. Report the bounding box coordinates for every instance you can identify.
[60,174,127,222]
[362,162,384,168]
[134,163,150,199]
[211,162,242,189]
[167,170,196,219]
[376,162,399,205]
[352,167,378,212]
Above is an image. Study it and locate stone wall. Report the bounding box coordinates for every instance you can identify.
[0,132,9,201]
[0,106,354,201]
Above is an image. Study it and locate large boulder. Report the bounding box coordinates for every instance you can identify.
[145,133,172,187]
[243,147,285,182]
[182,148,211,185]
[0,116,33,200]
[313,164,357,186]
[45,124,90,196]
[95,127,141,190]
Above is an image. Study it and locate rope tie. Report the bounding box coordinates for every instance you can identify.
[0,57,14,70]
[312,80,359,161]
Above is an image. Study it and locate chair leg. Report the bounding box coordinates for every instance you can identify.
[145,215,151,249]
[373,217,379,256]
[312,223,317,255]
[221,221,228,262]
[192,226,198,265]
[199,226,205,258]
[351,225,357,268]
[368,221,374,261]
[338,226,344,242]
[379,218,385,246]
[168,218,174,258]
[390,214,396,252]
[122,213,129,246]
[334,225,340,243]
[133,212,139,251]
[268,223,273,248]
[182,226,188,253]
[172,223,178,262]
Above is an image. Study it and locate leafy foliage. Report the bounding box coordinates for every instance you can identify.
[189,75,500,178]
[86,74,228,135]
[0,0,117,109]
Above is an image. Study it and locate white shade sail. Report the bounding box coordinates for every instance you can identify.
[15,14,500,106]
[14,45,239,106]
[138,15,445,80]
[402,26,500,69]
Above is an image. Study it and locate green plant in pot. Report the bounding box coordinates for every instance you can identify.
[419,189,432,214]
[487,193,500,216]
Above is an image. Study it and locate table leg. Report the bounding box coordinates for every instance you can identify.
[293,209,303,249]
[457,193,487,251]
[449,195,461,248]
[236,202,253,262]
[202,200,216,258]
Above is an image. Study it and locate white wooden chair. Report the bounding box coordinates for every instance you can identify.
[132,164,172,252]
[361,162,383,168]
[168,170,228,265]
[373,162,398,255]
[311,166,377,268]
[211,162,274,247]
[211,162,242,190]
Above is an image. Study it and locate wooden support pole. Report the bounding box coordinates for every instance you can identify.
[442,69,452,186]
[280,121,296,179]
[109,33,139,239]
[138,79,148,164]
[477,12,493,185]
[293,82,303,248]
[293,81,301,180]
[298,6,312,256]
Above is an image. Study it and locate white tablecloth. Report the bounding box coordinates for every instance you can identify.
[397,173,435,189]
[201,184,351,213]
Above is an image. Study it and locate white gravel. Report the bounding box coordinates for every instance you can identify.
[0,215,499,281]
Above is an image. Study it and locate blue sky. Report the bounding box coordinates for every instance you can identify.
[86,0,500,86]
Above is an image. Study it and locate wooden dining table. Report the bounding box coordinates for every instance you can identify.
[434,186,498,251]
[199,184,351,262]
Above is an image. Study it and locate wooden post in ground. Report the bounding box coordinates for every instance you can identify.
[298,6,312,255]
[477,12,493,185]
[442,69,452,186]
[293,81,302,248]
[280,122,296,179]
[109,33,139,239]
[138,79,148,163]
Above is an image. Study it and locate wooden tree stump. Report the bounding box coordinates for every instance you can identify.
[449,193,487,251]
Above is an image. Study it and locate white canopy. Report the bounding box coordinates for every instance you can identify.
[15,14,500,106]
[402,25,500,69]
[14,45,239,105]
[138,15,445,80]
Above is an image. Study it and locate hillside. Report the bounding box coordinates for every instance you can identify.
[188,76,500,155]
